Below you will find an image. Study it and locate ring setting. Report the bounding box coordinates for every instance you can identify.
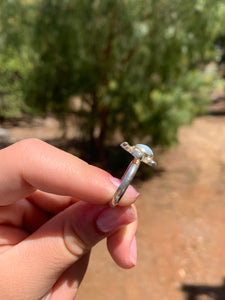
[109,142,156,207]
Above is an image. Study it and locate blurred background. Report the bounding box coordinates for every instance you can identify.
[0,0,225,299]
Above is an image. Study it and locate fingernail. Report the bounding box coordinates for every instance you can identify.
[96,206,136,233]
[109,176,140,199]
[129,236,137,266]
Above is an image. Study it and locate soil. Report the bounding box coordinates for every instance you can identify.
[1,100,225,300]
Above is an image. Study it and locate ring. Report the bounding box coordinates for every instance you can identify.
[109,142,156,207]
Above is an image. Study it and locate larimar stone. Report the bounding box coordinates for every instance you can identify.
[135,144,153,157]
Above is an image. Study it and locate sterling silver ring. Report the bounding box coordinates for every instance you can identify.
[109,142,156,207]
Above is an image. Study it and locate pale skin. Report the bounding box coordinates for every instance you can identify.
[0,139,139,300]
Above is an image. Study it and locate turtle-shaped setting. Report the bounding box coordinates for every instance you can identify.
[120,142,156,166]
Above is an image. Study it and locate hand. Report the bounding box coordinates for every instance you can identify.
[0,139,138,300]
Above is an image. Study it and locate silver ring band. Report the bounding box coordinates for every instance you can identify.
[109,159,140,207]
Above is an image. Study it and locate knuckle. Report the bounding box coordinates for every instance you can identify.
[16,138,45,154]
[63,221,89,260]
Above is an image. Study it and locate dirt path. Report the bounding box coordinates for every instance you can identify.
[1,109,225,300]
[76,114,225,300]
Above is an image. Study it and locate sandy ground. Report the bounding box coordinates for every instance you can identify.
[1,102,225,300]
[77,115,225,299]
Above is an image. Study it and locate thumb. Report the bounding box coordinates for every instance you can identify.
[0,202,136,300]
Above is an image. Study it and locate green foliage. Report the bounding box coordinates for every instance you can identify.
[1,0,225,150]
[145,67,220,145]
[0,0,35,118]
[0,49,24,118]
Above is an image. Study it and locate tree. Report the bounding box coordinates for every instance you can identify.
[0,0,35,119]
[1,0,225,156]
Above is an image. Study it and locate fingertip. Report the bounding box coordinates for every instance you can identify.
[96,205,136,233]
[109,176,140,206]
[129,236,137,267]
[107,211,138,268]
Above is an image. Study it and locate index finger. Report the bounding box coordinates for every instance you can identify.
[0,139,139,206]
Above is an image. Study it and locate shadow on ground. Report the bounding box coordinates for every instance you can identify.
[209,97,225,116]
[0,137,165,180]
[45,138,165,180]
[181,279,225,300]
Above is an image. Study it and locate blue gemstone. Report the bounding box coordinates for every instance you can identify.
[135,144,153,156]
